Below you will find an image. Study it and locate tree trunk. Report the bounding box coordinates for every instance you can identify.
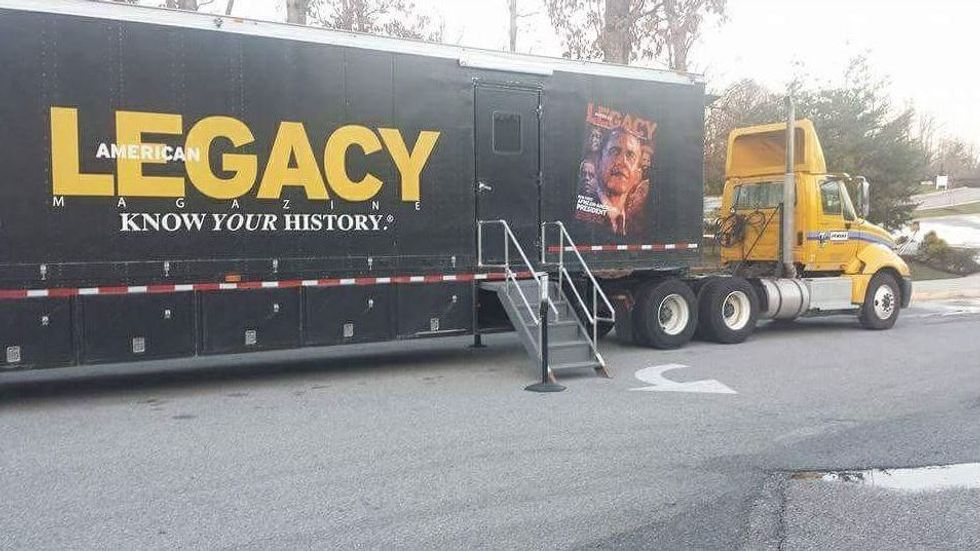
[166,0,199,9]
[508,0,518,52]
[664,0,688,72]
[286,0,308,25]
[601,0,631,64]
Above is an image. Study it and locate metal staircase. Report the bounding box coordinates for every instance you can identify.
[477,220,612,382]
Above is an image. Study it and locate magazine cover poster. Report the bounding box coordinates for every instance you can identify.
[574,102,657,238]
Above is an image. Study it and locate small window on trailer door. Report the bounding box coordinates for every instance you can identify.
[492,111,522,154]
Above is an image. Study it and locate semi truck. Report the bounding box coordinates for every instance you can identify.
[0,0,911,382]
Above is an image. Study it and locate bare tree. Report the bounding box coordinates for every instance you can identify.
[648,0,725,71]
[543,0,725,68]
[309,0,442,41]
[506,0,540,52]
[934,138,980,182]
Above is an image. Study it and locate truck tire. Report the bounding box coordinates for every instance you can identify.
[633,278,697,349]
[697,277,759,344]
[859,272,900,330]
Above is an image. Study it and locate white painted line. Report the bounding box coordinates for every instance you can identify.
[261,281,279,288]
[26,289,49,298]
[174,284,195,292]
[128,286,148,294]
[629,364,737,394]
[301,280,319,287]
[339,278,357,285]
[219,283,237,290]
[79,288,100,295]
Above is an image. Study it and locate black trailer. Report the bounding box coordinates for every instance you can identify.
[0,0,705,378]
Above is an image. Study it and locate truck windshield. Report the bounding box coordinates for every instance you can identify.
[734,181,783,209]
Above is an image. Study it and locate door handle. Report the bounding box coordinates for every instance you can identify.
[477,181,493,192]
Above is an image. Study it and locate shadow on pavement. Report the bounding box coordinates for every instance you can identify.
[0,335,522,404]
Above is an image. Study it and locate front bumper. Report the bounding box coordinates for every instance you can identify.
[900,276,913,308]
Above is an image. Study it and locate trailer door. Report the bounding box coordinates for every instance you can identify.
[475,85,541,264]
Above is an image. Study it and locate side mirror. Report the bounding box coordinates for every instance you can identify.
[856,177,870,218]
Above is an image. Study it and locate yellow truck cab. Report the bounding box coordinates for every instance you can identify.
[717,119,912,329]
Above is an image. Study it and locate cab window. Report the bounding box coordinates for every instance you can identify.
[839,182,858,221]
[820,181,842,216]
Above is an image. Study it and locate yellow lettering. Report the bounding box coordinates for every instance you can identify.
[50,107,114,196]
[185,116,257,199]
[379,128,440,202]
[256,122,328,200]
[323,125,383,202]
[116,111,184,197]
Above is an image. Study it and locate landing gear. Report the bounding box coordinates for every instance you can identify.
[859,272,900,330]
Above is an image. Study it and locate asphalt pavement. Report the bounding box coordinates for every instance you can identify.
[1,299,979,550]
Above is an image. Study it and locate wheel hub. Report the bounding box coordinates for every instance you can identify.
[722,291,751,330]
[873,285,895,319]
[657,294,690,336]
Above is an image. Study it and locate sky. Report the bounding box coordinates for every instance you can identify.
[193,0,978,148]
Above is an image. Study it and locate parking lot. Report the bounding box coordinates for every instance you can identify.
[2,300,979,549]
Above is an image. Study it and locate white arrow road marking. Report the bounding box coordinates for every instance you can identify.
[630,363,737,394]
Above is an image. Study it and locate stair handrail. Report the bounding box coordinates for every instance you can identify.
[540,221,616,360]
[477,219,557,327]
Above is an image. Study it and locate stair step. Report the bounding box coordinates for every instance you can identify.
[548,340,594,364]
[549,340,590,349]
[551,360,601,371]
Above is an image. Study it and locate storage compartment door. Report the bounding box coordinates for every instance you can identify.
[397,282,472,337]
[304,285,393,346]
[0,298,74,370]
[201,288,301,354]
[80,293,196,364]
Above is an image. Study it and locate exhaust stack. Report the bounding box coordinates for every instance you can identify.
[782,96,797,278]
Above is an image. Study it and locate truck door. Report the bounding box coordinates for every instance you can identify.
[474,85,541,265]
[812,179,860,270]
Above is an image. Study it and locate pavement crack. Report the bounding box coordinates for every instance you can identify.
[775,474,788,551]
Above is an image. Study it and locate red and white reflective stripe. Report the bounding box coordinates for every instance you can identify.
[0,271,536,300]
[547,242,698,253]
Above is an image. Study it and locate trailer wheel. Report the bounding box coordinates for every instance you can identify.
[633,278,697,349]
[698,277,759,344]
[859,272,900,330]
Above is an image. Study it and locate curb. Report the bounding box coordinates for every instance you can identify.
[912,289,980,302]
